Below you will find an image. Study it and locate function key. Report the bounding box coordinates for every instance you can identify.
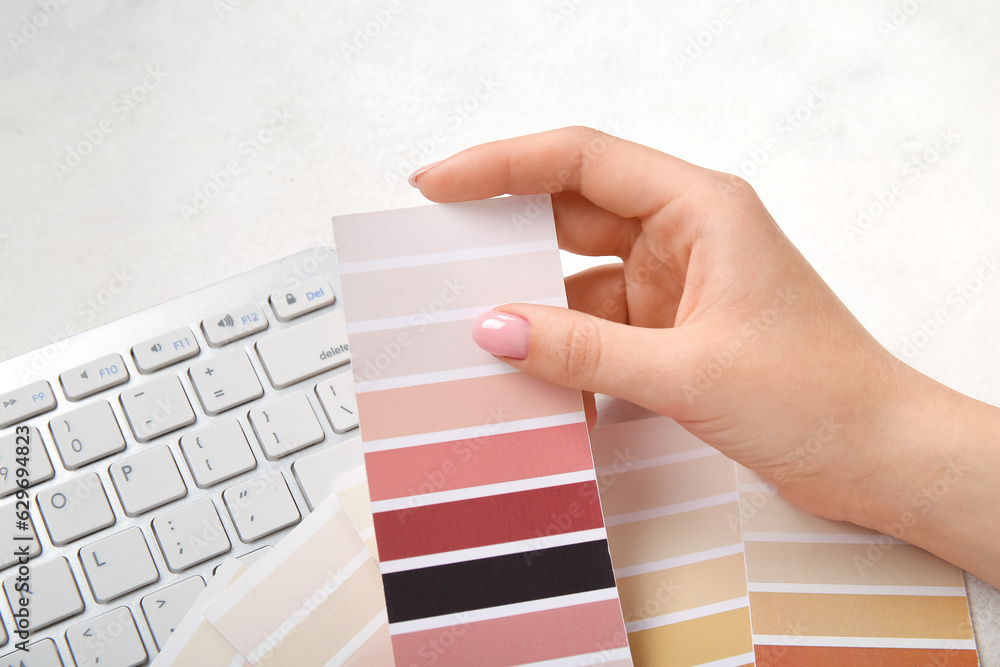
[59,353,129,400]
[132,328,200,374]
[270,276,336,322]
[0,380,57,430]
[202,303,268,347]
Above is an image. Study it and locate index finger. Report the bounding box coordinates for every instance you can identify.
[412,126,701,221]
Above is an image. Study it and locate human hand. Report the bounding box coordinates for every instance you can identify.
[408,126,914,525]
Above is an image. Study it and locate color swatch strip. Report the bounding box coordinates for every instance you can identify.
[203,495,393,666]
[589,414,756,667]
[737,465,979,665]
[334,196,631,666]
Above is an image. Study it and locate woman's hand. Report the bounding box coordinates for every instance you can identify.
[410,127,1000,587]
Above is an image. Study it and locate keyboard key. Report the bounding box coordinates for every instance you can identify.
[270,276,335,322]
[179,420,256,488]
[223,471,300,542]
[48,400,126,470]
[109,445,187,516]
[291,437,364,511]
[132,328,200,373]
[0,499,41,570]
[316,372,359,434]
[202,303,268,347]
[3,556,84,631]
[140,575,206,650]
[255,311,350,388]
[79,527,159,603]
[152,499,230,572]
[0,427,54,497]
[0,638,64,666]
[59,354,129,401]
[36,473,116,546]
[188,350,263,415]
[119,376,196,442]
[0,621,5,648]
[0,381,57,430]
[248,392,324,460]
[66,606,147,667]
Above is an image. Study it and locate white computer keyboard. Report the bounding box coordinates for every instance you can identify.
[0,247,364,666]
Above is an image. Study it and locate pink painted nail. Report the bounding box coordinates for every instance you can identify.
[407,161,442,188]
[472,311,529,360]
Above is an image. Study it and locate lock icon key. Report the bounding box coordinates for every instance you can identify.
[285,293,297,305]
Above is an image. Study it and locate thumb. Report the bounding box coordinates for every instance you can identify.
[472,304,693,411]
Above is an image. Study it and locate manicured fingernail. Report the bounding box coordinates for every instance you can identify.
[472,311,529,360]
[407,161,442,188]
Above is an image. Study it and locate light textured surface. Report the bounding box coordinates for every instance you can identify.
[1,0,997,661]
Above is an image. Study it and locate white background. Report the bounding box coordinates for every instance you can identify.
[1,0,997,660]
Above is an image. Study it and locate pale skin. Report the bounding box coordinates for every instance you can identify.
[409,126,1000,589]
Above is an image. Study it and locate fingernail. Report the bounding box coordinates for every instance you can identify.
[407,161,442,188]
[472,311,529,360]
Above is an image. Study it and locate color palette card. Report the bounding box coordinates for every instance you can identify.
[154,559,251,666]
[589,415,755,667]
[204,493,393,666]
[334,195,632,666]
[738,466,979,666]
[589,410,980,667]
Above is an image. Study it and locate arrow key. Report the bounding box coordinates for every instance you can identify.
[66,606,147,667]
[140,575,206,650]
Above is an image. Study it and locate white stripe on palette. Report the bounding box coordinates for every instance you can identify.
[518,647,634,666]
[594,445,720,476]
[613,543,746,579]
[323,610,388,667]
[625,596,750,634]
[355,361,518,394]
[389,587,621,635]
[752,635,978,650]
[742,531,907,545]
[747,582,968,597]
[338,239,559,274]
[346,297,567,333]
[603,492,739,527]
[378,528,609,574]
[363,411,587,453]
[370,469,598,513]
